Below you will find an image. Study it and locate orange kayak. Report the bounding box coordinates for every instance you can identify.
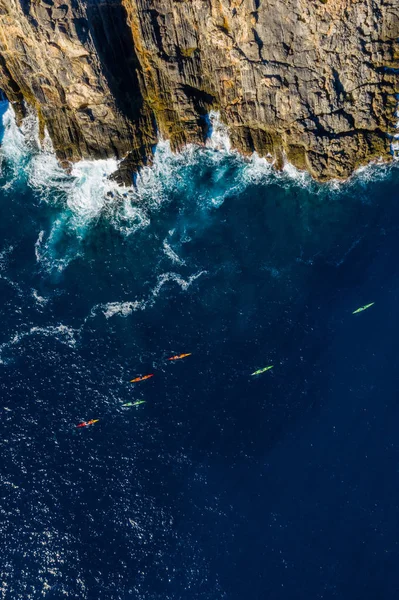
[76,419,99,428]
[130,374,154,383]
[167,353,192,361]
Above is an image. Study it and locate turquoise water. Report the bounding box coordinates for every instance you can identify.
[1,103,399,599]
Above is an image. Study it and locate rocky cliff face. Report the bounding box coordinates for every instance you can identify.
[0,0,397,182]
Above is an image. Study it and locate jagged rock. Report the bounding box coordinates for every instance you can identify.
[0,0,397,182]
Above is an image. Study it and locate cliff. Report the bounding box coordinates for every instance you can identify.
[0,0,397,183]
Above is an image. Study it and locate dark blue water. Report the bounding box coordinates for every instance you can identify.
[1,104,399,599]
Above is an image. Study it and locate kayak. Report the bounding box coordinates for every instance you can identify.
[352,302,374,314]
[251,365,274,376]
[76,419,99,428]
[167,353,192,361]
[130,374,154,383]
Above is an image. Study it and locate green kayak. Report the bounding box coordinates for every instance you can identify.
[352,302,374,315]
[122,400,146,407]
[251,365,274,376]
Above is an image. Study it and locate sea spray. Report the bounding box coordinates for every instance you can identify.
[0,106,31,182]
[1,102,398,278]
[205,111,232,153]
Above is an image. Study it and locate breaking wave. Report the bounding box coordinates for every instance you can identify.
[0,102,397,276]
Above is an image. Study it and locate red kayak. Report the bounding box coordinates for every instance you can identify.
[130,374,154,383]
[167,353,192,361]
[76,419,99,428]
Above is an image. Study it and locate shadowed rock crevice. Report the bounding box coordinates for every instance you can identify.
[0,54,26,123]
[180,85,215,114]
[19,0,30,15]
[84,0,145,124]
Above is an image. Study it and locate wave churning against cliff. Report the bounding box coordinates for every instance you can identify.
[0,105,256,272]
[0,103,396,275]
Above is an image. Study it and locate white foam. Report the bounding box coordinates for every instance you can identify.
[34,231,45,262]
[206,111,232,152]
[152,270,207,297]
[34,220,80,273]
[98,270,206,319]
[0,106,30,173]
[241,152,273,186]
[27,152,69,201]
[102,300,147,319]
[0,106,153,241]
[2,100,397,278]
[0,102,309,233]
[28,145,167,243]
[28,152,123,224]
[135,140,175,201]
[32,289,49,306]
[115,201,151,237]
[68,158,119,220]
[18,106,41,153]
[22,324,77,346]
[351,160,391,185]
[41,126,55,154]
[162,239,185,265]
[281,160,313,188]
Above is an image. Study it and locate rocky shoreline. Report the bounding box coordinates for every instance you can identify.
[0,0,397,184]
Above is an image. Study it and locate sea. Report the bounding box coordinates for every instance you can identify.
[0,100,399,600]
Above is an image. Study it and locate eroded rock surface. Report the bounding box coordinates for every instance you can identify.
[0,0,397,182]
